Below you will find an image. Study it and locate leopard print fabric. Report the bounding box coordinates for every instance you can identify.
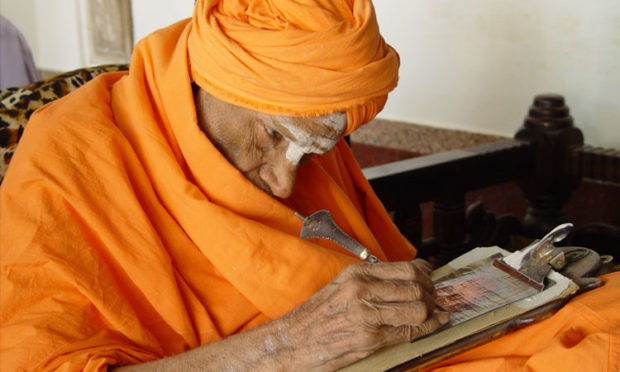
[0,64,128,184]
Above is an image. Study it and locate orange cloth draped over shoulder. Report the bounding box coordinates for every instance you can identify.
[1,0,412,370]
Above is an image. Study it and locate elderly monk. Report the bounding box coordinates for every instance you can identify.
[1,0,619,371]
[0,0,446,370]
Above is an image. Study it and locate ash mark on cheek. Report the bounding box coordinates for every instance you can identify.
[285,141,307,165]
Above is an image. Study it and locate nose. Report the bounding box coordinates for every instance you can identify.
[259,154,300,198]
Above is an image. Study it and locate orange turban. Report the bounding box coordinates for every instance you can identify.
[188,0,400,134]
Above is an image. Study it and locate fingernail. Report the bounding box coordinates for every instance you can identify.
[438,312,451,325]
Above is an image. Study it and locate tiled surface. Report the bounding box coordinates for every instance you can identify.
[350,118,505,155]
[349,142,419,169]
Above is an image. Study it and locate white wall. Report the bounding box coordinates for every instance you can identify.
[374,0,620,148]
[2,1,618,148]
[2,0,90,71]
[34,0,83,71]
[1,0,194,71]
[131,0,194,43]
[1,0,38,64]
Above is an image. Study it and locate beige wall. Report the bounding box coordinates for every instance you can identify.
[2,1,618,148]
[374,0,620,148]
[131,0,194,43]
[1,0,82,72]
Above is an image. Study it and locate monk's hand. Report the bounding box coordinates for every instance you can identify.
[276,259,450,371]
[111,259,449,372]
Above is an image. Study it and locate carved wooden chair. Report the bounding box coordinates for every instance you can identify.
[366,94,620,265]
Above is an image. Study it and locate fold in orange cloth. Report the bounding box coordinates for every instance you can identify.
[0,1,412,369]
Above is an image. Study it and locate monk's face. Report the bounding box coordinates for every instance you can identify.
[194,88,346,198]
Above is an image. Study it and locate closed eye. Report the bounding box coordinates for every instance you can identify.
[264,125,282,140]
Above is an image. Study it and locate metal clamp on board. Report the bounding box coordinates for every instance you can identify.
[494,223,606,291]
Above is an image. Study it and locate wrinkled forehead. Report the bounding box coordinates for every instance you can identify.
[265,112,347,147]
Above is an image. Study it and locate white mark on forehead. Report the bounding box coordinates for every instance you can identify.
[278,113,346,164]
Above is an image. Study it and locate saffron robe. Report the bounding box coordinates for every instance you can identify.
[0,18,413,371]
[2,5,619,372]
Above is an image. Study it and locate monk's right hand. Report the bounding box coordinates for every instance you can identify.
[113,259,449,372]
[273,259,450,371]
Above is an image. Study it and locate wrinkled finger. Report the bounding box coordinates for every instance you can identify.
[361,299,431,326]
[349,262,434,293]
[412,258,432,274]
[361,280,436,310]
[411,259,437,297]
[386,312,451,343]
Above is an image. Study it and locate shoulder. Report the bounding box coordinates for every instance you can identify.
[2,70,128,186]
[0,65,128,182]
[25,70,127,141]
